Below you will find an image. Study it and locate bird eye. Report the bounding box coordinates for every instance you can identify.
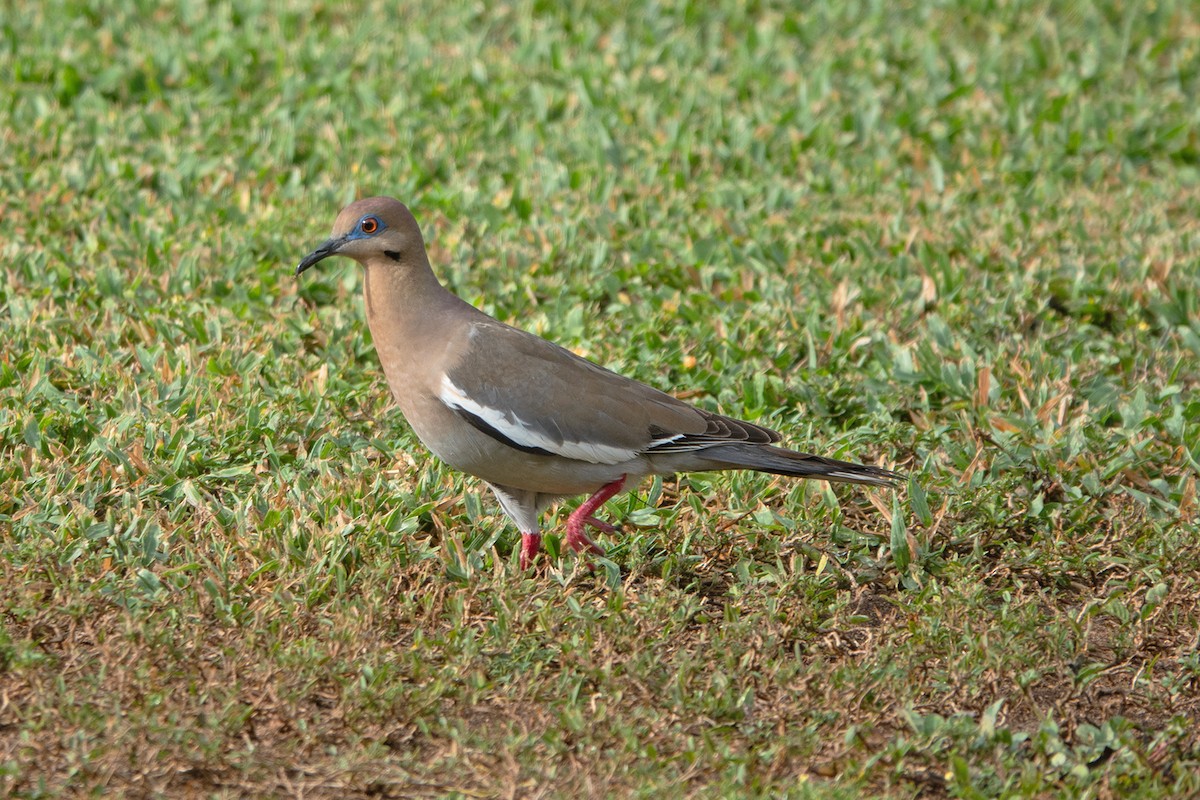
[360,216,379,234]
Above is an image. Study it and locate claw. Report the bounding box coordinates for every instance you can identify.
[563,476,626,557]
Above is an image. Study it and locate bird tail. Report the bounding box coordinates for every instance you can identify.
[698,444,902,487]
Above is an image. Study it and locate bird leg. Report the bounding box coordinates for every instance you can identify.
[564,476,626,556]
[584,516,615,534]
[519,531,543,570]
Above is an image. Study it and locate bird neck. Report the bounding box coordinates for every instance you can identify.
[360,256,472,403]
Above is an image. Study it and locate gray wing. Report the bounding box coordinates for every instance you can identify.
[437,321,779,465]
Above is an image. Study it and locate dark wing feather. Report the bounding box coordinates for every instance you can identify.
[645,410,781,453]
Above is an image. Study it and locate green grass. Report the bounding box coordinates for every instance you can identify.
[3,0,1199,796]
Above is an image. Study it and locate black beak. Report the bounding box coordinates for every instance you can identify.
[295,236,346,276]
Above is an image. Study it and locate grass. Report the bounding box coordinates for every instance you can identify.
[2,0,1199,796]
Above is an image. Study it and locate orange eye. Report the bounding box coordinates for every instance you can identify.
[360,217,378,234]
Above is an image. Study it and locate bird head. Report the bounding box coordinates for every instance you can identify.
[296,196,423,274]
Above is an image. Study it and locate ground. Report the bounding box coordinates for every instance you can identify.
[2,0,1198,797]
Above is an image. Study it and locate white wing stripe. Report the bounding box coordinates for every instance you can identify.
[439,375,637,465]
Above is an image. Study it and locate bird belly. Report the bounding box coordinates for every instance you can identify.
[403,398,642,495]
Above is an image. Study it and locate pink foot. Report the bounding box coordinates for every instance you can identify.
[520,531,542,570]
[564,476,626,557]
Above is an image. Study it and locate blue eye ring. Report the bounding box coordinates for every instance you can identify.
[359,215,381,235]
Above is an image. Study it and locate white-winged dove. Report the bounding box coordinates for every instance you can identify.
[297,197,901,568]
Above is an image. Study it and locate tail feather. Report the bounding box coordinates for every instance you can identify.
[697,444,902,487]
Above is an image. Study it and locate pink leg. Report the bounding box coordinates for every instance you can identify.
[520,531,542,570]
[564,476,626,556]
[585,516,615,534]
